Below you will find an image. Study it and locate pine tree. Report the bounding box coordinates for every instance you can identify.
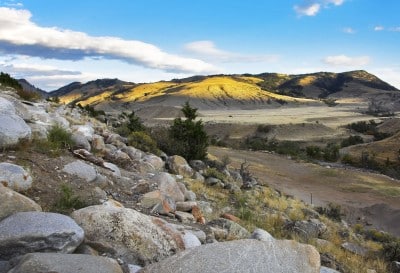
[169,102,208,160]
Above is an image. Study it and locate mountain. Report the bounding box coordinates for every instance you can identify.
[17,79,48,98]
[50,70,400,111]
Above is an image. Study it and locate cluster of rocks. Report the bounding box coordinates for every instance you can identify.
[0,88,355,272]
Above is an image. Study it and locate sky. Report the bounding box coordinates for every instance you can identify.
[0,0,399,91]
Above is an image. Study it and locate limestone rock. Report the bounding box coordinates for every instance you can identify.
[141,239,320,273]
[71,205,181,266]
[0,185,42,221]
[62,160,97,182]
[0,162,33,191]
[0,212,84,260]
[167,155,194,178]
[7,253,123,273]
[0,114,31,148]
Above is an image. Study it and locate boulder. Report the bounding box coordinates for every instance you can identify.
[184,190,196,201]
[0,212,84,260]
[189,160,207,172]
[293,219,327,240]
[142,155,164,172]
[0,114,31,148]
[62,160,97,182]
[0,185,42,221]
[71,133,91,151]
[0,163,33,191]
[71,205,182,266]
[122,146,143,161]
[320,266,342,273]
[174,211,195,224]
[141,239,320,273]
[207,218,250,241]
[341,242,369,256]
[71,124,95,140]
[250,228,274,242]
[103,162,121,177]
[152,172,184,202]
[7,253,123,273]
[205,177,223,187]
[167,156,194,178]
[0,97,16,115]
[176,201,197,212]
[181,231,201,249]
[141,190,176,215]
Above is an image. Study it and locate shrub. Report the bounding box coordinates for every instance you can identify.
[54,184,86,213]
[47,124,73,150]
[306,146,323,159]
[341,135,364,147]
[128,131,160,155]
[323,143,340,162]
[382,241,400,262]
[256,124,272,133]
[316,203,342,221]
[16,89,41,101]
[169,102,208,160]
[204,168,227,182]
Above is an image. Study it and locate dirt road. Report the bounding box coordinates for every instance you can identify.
[209,146,400,236]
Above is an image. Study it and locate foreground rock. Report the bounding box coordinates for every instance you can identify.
[71,204,182,266]
[0,212,84,260]
[7,253,123,273]
[141,239,320,273]
[62,160,98,182]
[0,163,33,191]
[0,185,42,221]
[0,101,31,148]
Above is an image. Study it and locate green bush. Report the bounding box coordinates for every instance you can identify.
[316,203,342,221]
[128,131,160,155]
[54,184,86,213]
[0,72,22,90]
[204,168,227,182]
[47,124,73,150]
[306,146,323,159]
[382,241,400,262]
[169,102,208,160]
[341,135,364,147]
[323,143,340,162]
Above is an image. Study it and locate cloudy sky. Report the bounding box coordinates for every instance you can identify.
[0,0,399,91]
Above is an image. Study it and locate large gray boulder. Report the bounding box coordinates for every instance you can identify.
[0,212,84,260]
[7,253,123,273]
[0,185,42,221]
[0,97,16,115]
[0,163,33,192]
[0,114,31,148]
[207,218,250,241]
[62,160,97,182]
[293,219,327,240]
[141,239,320,273]
[71,204,183,266]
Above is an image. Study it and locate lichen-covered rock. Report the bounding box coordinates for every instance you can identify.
[0,163,33,191]
[71,204,182,266]
[7,253,123,273]
[142,154,164,172]
[141,239,320,273]
[0,185,42,221]
[0,212,84,260]
[207,218,250,241]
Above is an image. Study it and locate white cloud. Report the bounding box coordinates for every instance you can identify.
[323,55,371,66]
[343,27,355,34]
[294,0,345,16]
[374,26,384,31]
[0,7,218,74]
[294,3,321,16]
[184,40,279,63]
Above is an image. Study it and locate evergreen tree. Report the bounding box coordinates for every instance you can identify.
[169,102,208,160]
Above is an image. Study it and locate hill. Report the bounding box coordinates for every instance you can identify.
[50,70,400,113]
[18,79,48,98]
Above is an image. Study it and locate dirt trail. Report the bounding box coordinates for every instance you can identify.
[209,146,400,236]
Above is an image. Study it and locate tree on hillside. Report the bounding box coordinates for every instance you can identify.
[169,102,208,160]
[0,72,22,91]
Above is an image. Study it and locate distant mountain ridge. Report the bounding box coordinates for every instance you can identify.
[48,70,399,111]
[17,79,48,98]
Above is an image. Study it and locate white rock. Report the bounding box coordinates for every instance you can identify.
[0,114,31,148]
[62,160,97,182]
[0,162,33,191]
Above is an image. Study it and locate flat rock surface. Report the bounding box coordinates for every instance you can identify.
[141,239,320,273]
[0,212,84,260]
[7,253,123,273]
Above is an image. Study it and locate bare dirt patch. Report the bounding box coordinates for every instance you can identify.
[209,146,400,236]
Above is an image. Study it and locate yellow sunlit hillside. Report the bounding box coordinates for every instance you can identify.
[116,82,178,102]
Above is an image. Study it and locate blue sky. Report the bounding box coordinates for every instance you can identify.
[0,0,399,91]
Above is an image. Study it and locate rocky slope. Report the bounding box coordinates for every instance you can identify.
[0,83,397,273]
